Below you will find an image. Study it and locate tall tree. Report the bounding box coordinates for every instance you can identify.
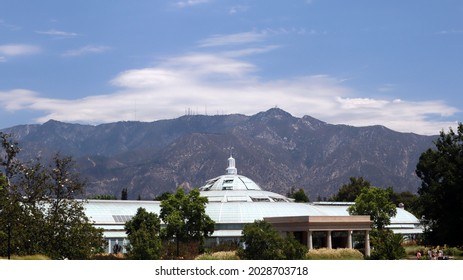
[43,154,105,259]
[387,188,419,216]
[0,133,105,259]
[415,123,463,246]
[125,207,162,259]
[331,177,371,202]
[121,188,128,200]
[0,132,23,259]
[348,186,396,230]
[289,188,310,202]
[348,186,403,259]
[160,188,214,257]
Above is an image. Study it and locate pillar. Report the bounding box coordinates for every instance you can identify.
[364,230,371,257]
[347,230,353,249]
[108,239,112,254]
[307,230,313,250]
[326,230,332,249]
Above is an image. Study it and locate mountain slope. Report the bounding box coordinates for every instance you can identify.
[2,108,435,199]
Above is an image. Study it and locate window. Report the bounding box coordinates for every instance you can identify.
[250,197,271,202]
[112,215,133,223]
[270,197,288,202]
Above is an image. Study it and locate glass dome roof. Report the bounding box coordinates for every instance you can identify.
[199,155,291,202]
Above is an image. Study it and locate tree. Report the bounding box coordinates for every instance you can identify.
[289,188,310,202]
[0,132,105,259]
[348,186,404,259]
[160,188,214,258]
[330,177,371,202]
[125,207,162,259]
[348,187,396,230]
[154,192,171,201]
[42,154,105,259]
[121,188,128,200]
[0,132,25,259]
[415,123,463,246]
[91,194,117,200]
[387,188,419,216]
[237,220,307,260]
[282,233,308,260]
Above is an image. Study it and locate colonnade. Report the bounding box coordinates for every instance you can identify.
[306,230,370,256]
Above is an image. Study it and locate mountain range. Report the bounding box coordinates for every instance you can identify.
[1,108,436,200]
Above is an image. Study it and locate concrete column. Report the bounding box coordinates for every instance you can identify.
[364,230,371,257]
[307,230,313,250]
[108,239,112,254]
[326,230,332,249]
[347,230,353,249]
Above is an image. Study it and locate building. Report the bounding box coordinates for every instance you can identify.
[84,156,422,255]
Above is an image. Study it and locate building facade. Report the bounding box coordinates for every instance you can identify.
[84,156,422,255]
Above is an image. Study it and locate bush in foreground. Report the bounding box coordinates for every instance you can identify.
[237,220,307,260]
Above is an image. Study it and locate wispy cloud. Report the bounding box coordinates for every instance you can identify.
[436,29,463,35]
[229,5,248,15]
[0,19,20,31]
[175,0,210,8]
[198,31,267,47]
[62,45,110,57]
[222,45,280,58]
[0,44,40,57]
[36,29,79,38]
[377,84,396,93]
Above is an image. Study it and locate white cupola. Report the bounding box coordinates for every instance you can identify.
[226,155,237,175]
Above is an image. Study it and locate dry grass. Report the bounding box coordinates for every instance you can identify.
[195,251,240,260]
[1,254,51,260]
[306,248,364,260]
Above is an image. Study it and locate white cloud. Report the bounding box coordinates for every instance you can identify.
[0,89,39,111]
[62,45,110,57]
[222,45,280,57]
[229,5,248,15]
[436,29,463,35]
[0,44,40,56]
[198,32,266,47]
[175,0,210,8]
[36,29,78,38]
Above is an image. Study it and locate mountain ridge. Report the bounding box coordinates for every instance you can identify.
[1,108,436,200]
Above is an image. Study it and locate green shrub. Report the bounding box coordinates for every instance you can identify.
[444,247,463,258]
[404,246,426,257]
[369,230,406,260]
[237,221,308,260]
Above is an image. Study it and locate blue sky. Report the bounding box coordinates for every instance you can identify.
[0,0,462,135]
